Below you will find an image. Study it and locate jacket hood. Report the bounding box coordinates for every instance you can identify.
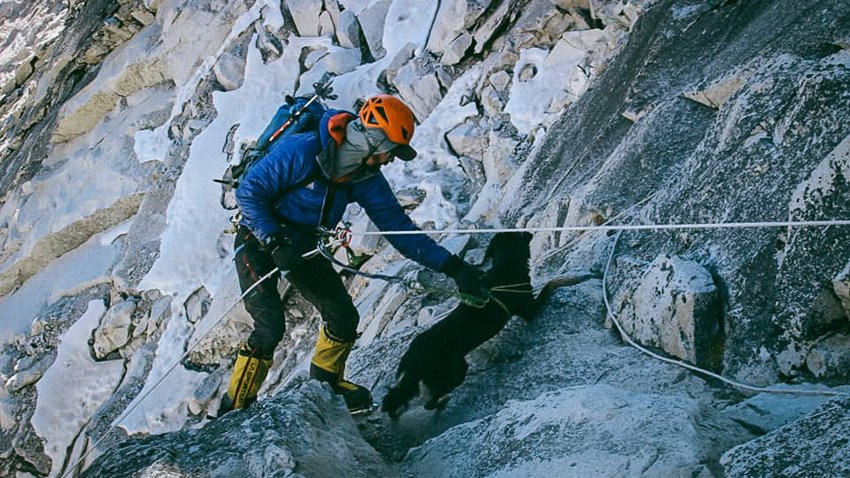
[317,110,386,184]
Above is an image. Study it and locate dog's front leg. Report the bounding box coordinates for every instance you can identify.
[522,271,600,321]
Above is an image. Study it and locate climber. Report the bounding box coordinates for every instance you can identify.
[218,94,488,415]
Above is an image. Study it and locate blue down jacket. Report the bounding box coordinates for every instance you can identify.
[235,110,452,272]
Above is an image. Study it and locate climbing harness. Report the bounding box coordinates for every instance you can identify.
[315,222,412,284]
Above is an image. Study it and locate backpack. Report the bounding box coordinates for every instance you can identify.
[217,94,328,211]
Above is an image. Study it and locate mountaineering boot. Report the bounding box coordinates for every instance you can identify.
[217,345,273,417]
[310,325,373,413]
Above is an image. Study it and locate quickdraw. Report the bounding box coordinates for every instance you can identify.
[316,222,413,284]
[314,223,534,311]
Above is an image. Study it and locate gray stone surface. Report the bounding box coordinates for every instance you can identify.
[806,334,850,379]
[426,0,491,55]
[721,397,850,478]
[212,52,246,91]
[287,0,323,37]
[93,300,136,359]
[81,381,390,478]
[508,0,850,384]
[3,0,850,477]
[356,0,392,59]
[614,254,723,368]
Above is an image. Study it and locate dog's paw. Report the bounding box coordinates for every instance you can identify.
[423,394,450,411]
[381,387,410,420]
[382,400,408,420]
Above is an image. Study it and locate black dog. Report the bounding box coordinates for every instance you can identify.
[381,232,595,419]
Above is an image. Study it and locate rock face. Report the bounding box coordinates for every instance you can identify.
[508,0,850,385]
[614,254,723,369]
[402,384,711,478]
[721,397,850,478]
[80,381,389,478]
[1,0,850,477]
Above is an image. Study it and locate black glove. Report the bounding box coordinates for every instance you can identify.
[442,255,489,307]
[263,233,305,272]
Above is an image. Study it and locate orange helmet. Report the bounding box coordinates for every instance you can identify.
[359,95,416,145]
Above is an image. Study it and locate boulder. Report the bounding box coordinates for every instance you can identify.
[82,382,390,478]
[615,255,723,369]
[480,84,504,117]
[393,60,447,121]
[4,356,51,393]
[589,0,631,28]
[158,1,250,86]
[446,120,488,160]
[213,52,246,91]
[402,384,713,477]
[93,300,137,359]
[324,0,342,35]
[482,131,520,184]
[130,9,156,26]
[319,10,335,37]
[806,334,850,379]
[287,0,323,37]
[511,0,580,50]
[721,397,850,477]
[473,0,511,54]
[357,0,393,59]
[385,42,417,85]
[426,0,492,55]
[336,9,362,49]
[489,70,511,92]
[441,32,474,66]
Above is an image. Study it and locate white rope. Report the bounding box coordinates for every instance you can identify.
[60,265,283,478]
[354,219,850,237]
[600,231,848,398]
[534,192,658,266]
[62,219,850,476]
[61,234,360,476]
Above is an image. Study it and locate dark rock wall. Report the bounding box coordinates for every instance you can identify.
[512,0,850,382]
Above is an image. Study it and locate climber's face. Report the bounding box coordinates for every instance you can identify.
[365,151,395,167]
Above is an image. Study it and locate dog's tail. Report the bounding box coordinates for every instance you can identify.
[381,372,420,420]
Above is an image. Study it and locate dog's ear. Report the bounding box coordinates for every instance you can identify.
[484,234,498,261]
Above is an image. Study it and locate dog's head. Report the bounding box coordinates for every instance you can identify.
[484,232,533,284]
[482,232,536,320]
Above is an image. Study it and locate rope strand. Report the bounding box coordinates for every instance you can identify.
[353,219,850,237]
[600,232,848,398]
[62,218,850,476]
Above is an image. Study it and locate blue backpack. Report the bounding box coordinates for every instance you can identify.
[231,95,327,185]
[216,94,328,211]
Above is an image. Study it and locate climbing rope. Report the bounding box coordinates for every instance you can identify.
[316,223,497,307]
[353,219,850,237]
[62,218,850,476]
[59,242,325,478]
[600,231,848,398]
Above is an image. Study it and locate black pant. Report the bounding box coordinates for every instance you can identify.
[234,227,360,357]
